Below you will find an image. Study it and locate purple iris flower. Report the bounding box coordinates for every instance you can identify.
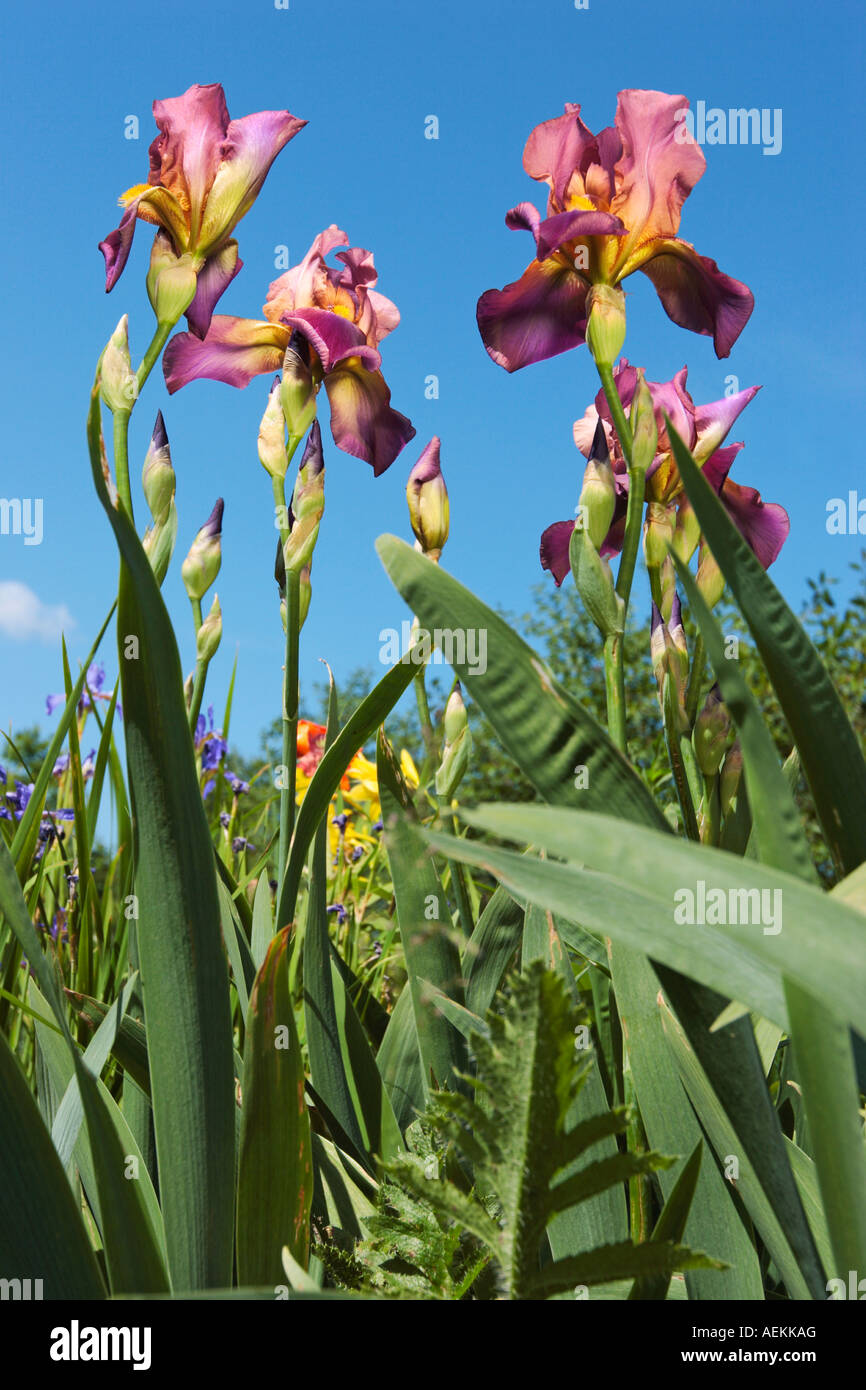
[224,769,249,795]
[332,813,349,833]
[327,903,348,926]
[219,811,231,828]
[52,753,70,776]
[5,781,34,819]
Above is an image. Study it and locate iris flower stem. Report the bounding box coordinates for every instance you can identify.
[685,632,706,725]
[274,437,304,889]
[414,667,437,767]
[602,632,627,753]
[594,360,645,755]
[113,410,133,520]
[135,320,175,397]
[186,598,207,735]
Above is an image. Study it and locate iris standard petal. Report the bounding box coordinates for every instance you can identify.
[197,109,307,250]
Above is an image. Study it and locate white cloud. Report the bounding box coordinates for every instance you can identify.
[0,581,75,643]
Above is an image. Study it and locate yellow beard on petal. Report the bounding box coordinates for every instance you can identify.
[119,183,151,206]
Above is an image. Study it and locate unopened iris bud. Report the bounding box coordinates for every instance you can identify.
[283,422,325,573]
[643,501,675,570]
[182,498,224,601]
[258,376,288,480]
[650,602,668,685]
[651,599,688,707]
[142,411,175,524]
[435,685,472,801]
[696,539,725,609]
[146,231,198,327]
[585,284,626,367]
[667,593,689,685]
[280,331,318,442]
[99,314,137,413]
[578,420,616,551]
[672,497,701,566]
[719,741,743,820]
[629,369,658,474]
[693,684,732,776]
[298,564,312,630]
[406,437,449,561]
[196,594,222,663]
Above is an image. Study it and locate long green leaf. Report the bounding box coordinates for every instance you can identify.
[237,928,312,1284]
[0,1030,105,1299]
[668,419,866,875]
[377,729,468,1096]
[87,381,235,1290]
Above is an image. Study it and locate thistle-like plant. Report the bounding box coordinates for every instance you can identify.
[322,963,721,1299]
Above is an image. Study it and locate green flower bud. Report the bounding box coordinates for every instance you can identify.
[406,437,449,561]
[258,376,288,480]
[196,593,222,663]
[280,333,318,442]
[719,741,743,821]
[577,420,616,551]
[99,314,137,413]
[182,499,223,601]
[435,685,472,801]
[643,500,675,570]
[672,496,701,566]
[283,423,324,574]
[569,525,622,640]
[143,497,178,587]
[146,231,198,327]
[142,412,175,525]
[696,539,725,609]
[298,564,312,630]
[693,684,733,776]
[585,284,626,367]
[629,369,658,474]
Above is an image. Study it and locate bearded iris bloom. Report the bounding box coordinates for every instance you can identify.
[163,226,415,474]
[99,83,306,338]
[540,360,789,585]
[478,90,754,371]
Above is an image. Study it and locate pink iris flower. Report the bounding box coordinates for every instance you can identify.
[540,360,789,585]
[478,90,754,371]
[162,226,415,475]
[99,83,306,338]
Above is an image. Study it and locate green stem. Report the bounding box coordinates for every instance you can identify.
[685,632,706,725]
[414,667,436,765]
[274,438,304,888]
[602,631,627,754]
[186,598,207,734]
[135,320,175,396]
[113,410,133,520]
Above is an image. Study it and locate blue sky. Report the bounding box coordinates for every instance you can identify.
[2,0,864,765]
